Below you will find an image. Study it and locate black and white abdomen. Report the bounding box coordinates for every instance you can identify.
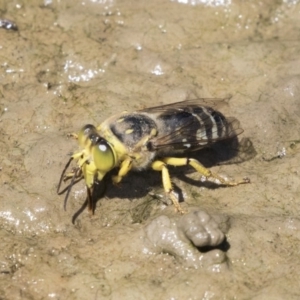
[191,106,229,142]
[146,104,241,154]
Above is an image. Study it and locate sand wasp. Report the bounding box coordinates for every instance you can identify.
[57,99,250,215]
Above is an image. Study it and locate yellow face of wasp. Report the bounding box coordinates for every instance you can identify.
[77,124,116,174]
[57,124,119,217]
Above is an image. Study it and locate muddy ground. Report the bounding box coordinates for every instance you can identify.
[1,0,300,299]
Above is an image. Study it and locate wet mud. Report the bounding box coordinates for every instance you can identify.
[1,0,300,299]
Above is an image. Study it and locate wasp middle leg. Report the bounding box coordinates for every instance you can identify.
[151,160,186,214]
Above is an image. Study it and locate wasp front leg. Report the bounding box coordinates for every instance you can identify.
[67,133,78,139]
[151,160,186,214]
[112,157,133,185]
[81,161,98,215]
[57,150,85,195]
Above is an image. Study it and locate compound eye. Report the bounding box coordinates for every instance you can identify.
[92,140,115,172]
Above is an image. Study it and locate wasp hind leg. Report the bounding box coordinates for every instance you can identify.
[152,157,250,213]
[162,157,250,186]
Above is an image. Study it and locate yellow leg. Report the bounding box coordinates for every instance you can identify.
[66,150,97,215]
[60,151,85,183]
[151,160,186,214]
[67,133,78,139]
[64,171,78,181]
[112,157,133,184]
[81,162,98,215]
[162,157,250,186]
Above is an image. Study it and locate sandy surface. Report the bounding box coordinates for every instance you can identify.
[1,0,300,299]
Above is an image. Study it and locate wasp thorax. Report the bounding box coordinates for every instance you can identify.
[92,139,116,172]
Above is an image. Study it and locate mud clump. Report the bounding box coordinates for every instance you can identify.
[144,210,229,269]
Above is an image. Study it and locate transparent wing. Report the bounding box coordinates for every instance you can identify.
[139,98,229,114]
[143,99,243,152]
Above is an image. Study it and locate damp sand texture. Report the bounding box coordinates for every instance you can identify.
[1,0,300,299]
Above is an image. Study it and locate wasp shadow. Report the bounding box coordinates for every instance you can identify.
[100,136,256,200]
[190,136,256,167]
[174,136,256,188]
